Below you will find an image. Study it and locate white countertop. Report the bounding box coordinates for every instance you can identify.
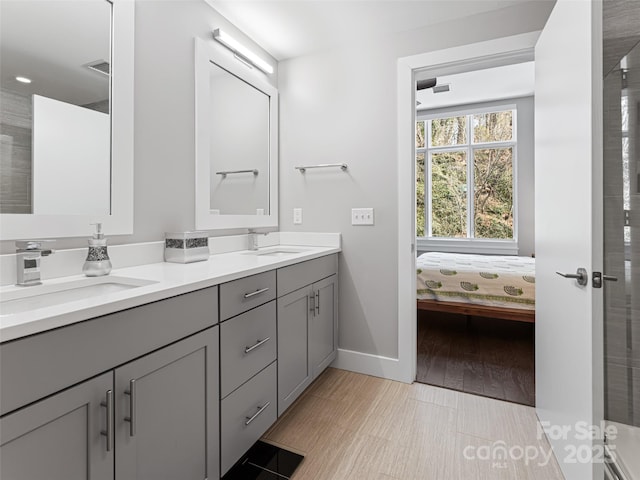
[0,245,340,343]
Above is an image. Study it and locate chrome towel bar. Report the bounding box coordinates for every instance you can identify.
[295,163,348,173]
[216,169,258,177]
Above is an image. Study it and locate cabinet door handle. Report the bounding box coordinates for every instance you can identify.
[100,389,114,452]
[244,287,269,299]
[315,290,320,315]
[124,379,136,437]
[245,337,271,354]
[309,293,315,315]
[245,402,271,426]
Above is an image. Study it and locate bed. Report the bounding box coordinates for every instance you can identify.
[416,252,536,323]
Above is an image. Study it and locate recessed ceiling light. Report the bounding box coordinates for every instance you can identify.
[16,76,32,84]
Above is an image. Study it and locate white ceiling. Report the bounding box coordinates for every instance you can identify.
[416,61,535,111]
[208,0,544,61]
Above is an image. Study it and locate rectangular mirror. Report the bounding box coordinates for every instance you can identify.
[195,37,278,230]
[0,0,134,240]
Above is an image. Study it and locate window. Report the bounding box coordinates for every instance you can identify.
[416,106,517,247]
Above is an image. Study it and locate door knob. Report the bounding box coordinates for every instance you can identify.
[556,268,588,286]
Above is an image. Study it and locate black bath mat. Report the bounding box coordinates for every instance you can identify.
[223,441,304,479]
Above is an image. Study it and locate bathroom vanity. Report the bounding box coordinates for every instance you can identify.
[0,246,339,480]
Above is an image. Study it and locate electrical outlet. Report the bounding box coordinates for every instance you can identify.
[293,208,303,225]
[351,208,374,225]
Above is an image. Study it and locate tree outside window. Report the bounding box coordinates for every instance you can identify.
[416,108,516,241]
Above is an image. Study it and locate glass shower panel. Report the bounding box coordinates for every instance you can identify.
[603,1,640,476]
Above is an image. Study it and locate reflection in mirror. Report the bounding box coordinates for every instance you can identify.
[0,0,111,215]
[195,37,277,231]
[209,61,270,215]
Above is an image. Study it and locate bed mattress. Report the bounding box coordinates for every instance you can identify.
[417,252,535,310]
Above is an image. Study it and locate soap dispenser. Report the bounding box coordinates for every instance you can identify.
[83,223,112,276]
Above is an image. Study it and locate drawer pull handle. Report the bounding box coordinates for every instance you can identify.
[245,337,271,354]
[124,379,136,437]
[100,389,114,452]
[244,287,270,299]
[245,402,271,426]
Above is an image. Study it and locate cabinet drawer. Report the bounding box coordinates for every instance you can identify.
[0,286,218,416]
[219,271,276,321]
[220,362,277,475]
[220,301,277,398]
[277,254,338,297]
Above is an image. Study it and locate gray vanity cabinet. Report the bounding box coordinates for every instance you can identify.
[0,327,219,480]
[218,271,278,475]
[277,285,314,415]
[115,327,219,480]
[276,255,338,416]
[310,274,338,376]
[0,286,220,480]
[0,372,114,480]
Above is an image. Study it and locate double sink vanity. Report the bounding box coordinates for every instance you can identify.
[0,1,336,478]
[0,243,340,479]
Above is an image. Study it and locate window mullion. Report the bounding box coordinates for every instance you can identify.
[427,150,432,237]
[472,140,516,149]
[467,114,474,239]
[427,119,433,237]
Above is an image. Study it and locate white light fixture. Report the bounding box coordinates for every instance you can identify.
[212,28,274,75]
[15,76,32,84]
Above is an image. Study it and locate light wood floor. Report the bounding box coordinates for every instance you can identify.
[263,368,565,480]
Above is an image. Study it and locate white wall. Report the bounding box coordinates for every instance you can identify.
[278,2,553,360]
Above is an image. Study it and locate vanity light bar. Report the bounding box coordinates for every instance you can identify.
[213,28,274,75]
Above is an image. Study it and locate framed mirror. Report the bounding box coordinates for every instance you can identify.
[0,0,134,240]
[195,37,278,230]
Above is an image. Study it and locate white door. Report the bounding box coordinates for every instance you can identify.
[535,2,604,480]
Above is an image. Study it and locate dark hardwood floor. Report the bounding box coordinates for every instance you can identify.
[416,309,535,406]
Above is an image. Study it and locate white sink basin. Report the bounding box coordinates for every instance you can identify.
[0,276,157,316]
[243,247,309,257]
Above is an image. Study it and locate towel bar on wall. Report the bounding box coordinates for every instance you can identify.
[216,169,259,177]
[294,163,348,173]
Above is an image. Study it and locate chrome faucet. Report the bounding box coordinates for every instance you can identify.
[247,230,268,251]
[15,240,55,286]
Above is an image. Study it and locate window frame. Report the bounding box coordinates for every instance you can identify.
[416,103,519,254]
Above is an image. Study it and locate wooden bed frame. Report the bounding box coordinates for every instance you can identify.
[417,299,535,323]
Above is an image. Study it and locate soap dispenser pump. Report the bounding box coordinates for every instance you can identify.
[83,223,112,276]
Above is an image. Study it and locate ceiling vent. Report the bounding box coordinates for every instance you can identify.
[85,60,110,76]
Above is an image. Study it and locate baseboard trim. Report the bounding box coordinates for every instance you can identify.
[332,348,411,383]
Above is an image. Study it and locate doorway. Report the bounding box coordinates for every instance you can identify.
[396,33,539,387]
[413,70,537,405]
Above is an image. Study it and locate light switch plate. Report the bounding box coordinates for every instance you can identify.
[293,208,303,225]
[351,208,374,225]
